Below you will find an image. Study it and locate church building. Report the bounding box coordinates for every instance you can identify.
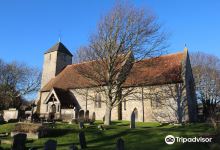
[35,42,197,123]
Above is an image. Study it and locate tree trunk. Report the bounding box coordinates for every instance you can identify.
[104,106,112,125]
[117,88,122,120]
[118,102,122,120]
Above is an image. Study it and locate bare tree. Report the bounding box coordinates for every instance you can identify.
[75,2,167,125]
[191,52,220,130]
[73,46,95,63]
[0,59,41,110]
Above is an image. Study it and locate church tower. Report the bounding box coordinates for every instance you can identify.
[41,42,73,88]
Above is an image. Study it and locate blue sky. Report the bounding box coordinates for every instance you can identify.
[0,0,220,70]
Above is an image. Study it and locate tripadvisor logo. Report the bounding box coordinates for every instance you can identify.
[165,135,175,145]
[165,135,212,145]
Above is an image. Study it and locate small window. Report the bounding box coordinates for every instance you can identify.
[46,104,49,112]
[49,54,51,60]
[124,99,126,110]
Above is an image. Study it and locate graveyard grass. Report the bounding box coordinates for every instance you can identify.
[0,121,218,150]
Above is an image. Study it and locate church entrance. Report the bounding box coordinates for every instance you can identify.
[49,104,56,120]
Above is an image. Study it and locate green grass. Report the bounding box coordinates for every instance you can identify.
[0,121,218,150]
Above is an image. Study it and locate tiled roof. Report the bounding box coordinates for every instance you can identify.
[53,88,76,108]
[124,52,184,87]
[44,42,73,56]
[41,52,185,91]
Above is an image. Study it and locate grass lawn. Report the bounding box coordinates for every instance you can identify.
[0,121,219,150]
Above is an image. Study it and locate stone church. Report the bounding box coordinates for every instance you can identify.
[35,42,197,123]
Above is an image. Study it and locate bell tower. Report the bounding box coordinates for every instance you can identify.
[41,42,73,88]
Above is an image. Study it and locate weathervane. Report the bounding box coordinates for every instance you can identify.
[58,30,62,42]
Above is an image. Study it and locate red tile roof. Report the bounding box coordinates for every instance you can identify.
[41,52,185,91]
[124,52,184,87]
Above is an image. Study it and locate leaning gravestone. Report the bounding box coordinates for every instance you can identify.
[116,138,124,150]
[69,144,78,150]
[78,131,87,149]
[12,133,27,150]
[130,111,135,129]
[44,139,57,150]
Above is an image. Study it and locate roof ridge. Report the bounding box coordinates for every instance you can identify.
[136,51,184,63]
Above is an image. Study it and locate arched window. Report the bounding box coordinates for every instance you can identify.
[94,93,101,108]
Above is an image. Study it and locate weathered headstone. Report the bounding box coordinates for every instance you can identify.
[116,138,124,150]
[91,112,96,122]
[44,139,57,150]
[79,121,85,129]
[102,115,105,122]
[12,133,27,150]
[85,110,89,122]
[79,110,85,122]
[78,131,87,149]
[130,111,135,129]
[69,144,78,150]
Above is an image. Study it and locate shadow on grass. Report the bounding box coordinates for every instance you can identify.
[42,128,76,137]
[27,142,80,150]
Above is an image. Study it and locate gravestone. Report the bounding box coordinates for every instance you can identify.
[116,138,124,150]
[130,111,135,129]
[85,110,89,122]
[12,133,27,150]
[69,144,78,150]
[102,115,105,122]
[91,112,96,122]
[78,131,87,149]
[79,110,85,122]
[44,139,57,150]
[79,121,85,129]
